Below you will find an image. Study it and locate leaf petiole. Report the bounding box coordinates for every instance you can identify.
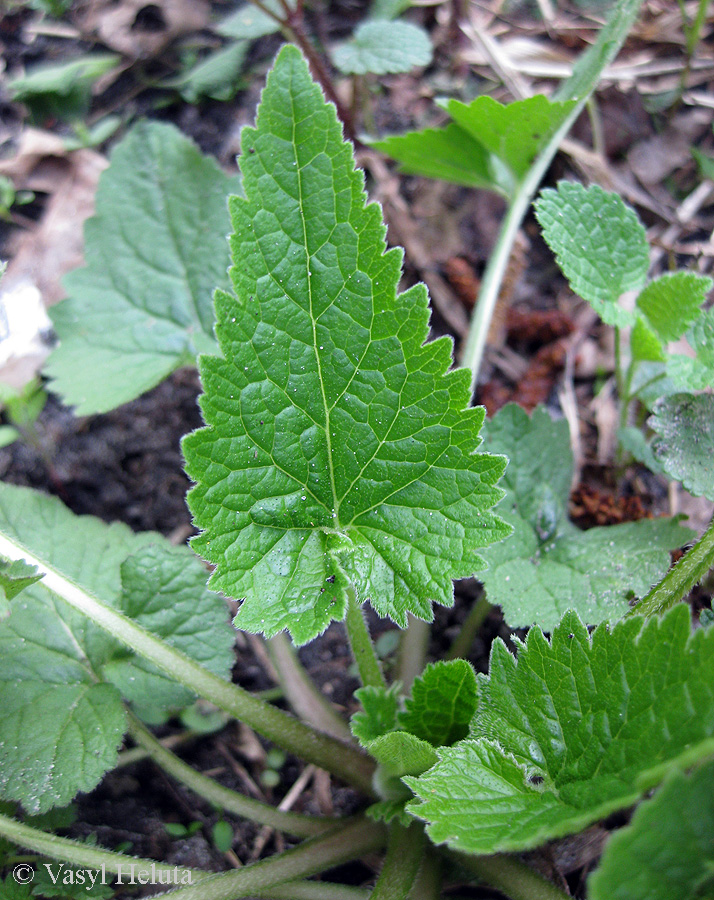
[345,587,386,689]
[629,513,714,619]
[369,822,426,900]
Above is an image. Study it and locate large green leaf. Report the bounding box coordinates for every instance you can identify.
[44,121,241,415]
[0,593,126,815]
[588,758,714,900]
[0,484,234,812]
[479,404,691,629]
[650,393,714,501]
[534,182,649,327]
[406,606,714,854]
[182,46,509,645]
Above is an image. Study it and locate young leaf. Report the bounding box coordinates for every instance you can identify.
[635,271,711,343]
[534,182,649,327]
[630,317,665,363]
[373,124,495,191]
[478,404,691,630]
[406,606,714,854]
[588,759,714,900]
[374,95,574,197]
[397,659,476,747]
[0,484,234,812]
[667,307,714,391]
[44,121,241,415]
[650,393,714,501]
[332,21,432,76]
[170,42,249,103]
[444,96,576,184]
[368,731,438,778]
[351,684,401,744]
[182,45,510,646]
[366,798,412,827]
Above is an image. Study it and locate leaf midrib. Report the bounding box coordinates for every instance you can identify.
[290,88,340,528]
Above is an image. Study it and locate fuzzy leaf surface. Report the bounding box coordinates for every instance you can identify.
[102,545,235,713]
[635,271,711,343]
[588,758,714,900]
[368,731,438,777]
[0,484,234,812]
[398,660,477,747]
[44,121,240,414]
[183,46,509,645]
[650,393,714,500]
[0,591,126,814]
[667,307,714,390]
[535,182,648,327]
[479,405,690,629]
[406,606,714,854]
[332,21,432,75]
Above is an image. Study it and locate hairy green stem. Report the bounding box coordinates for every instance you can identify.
[629,513,714,619]
[453,852,571,900]
[397,615,430,691]
[117,728,200,768]
[0,812,208,883]
[407,845,442,899]
[127,713,331,838]
[256,884,370,900]
[369,823,425,900]
[143,817,386,899]
[345,588,386,689]
[446,594,491,660]
[460,0,645,388]
[0,531,375,796]
[267,633,352,741]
